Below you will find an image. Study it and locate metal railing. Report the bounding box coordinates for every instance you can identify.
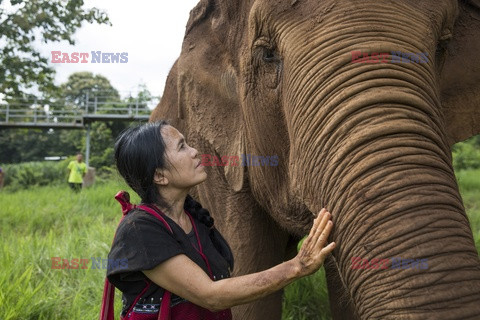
[0,95,157,129]
[0,106,83,124]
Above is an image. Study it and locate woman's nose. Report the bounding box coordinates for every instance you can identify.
[191,146,198,157]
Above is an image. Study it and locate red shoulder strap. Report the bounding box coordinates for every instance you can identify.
[100,192,174,320]
[99,278,115,320]
[99,191,131,320]
[137,205,173,233]
[126,204,173,320]
[115,190,136,216]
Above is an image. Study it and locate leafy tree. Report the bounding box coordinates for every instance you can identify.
[0,127,80,163]
[124,83,156,113]
[57,72,127,169]
[59,71,120,110]
[0,0,110,99]
[452,135,480,171]
[88,122,114,168]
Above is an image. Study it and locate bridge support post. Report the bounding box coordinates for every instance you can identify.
[85,123,91,167]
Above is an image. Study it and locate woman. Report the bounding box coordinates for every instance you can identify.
[106,121,335,319]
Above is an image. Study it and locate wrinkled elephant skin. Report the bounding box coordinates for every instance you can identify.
[151,0,480,319]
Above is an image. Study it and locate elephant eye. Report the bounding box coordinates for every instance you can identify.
[253,37,280,63]
[263,48,277,62]
[251,37,282,89]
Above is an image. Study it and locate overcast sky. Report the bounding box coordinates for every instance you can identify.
[36,0,200,98]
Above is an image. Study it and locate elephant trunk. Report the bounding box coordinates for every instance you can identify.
[288,47,480,318]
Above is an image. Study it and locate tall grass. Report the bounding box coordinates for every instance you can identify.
[0,170,479,319]
[455,169,480,250]
[282,265,331,320]
[0,178,135,319]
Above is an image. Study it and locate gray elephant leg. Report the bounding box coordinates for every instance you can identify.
[229,207,289,320]
[324,256,359,320]
[195,179,291,319]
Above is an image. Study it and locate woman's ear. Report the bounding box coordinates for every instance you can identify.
[153,169,169,186]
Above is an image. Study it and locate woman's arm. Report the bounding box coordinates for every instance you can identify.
[143,208,335,311]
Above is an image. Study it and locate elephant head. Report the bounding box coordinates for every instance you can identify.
[152,0,480,319]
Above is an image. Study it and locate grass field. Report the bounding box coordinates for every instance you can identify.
[0,170,479,320]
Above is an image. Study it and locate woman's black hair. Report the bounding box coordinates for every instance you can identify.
[184,194,214,228]
[114,121,171,208]
[184,194,234,269]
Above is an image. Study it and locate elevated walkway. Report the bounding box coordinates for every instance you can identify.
[0,95,156,166]
[0,100,152,129]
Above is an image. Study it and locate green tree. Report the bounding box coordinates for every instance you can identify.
[57,72,127,169]
[124,83,156,114]
[0,127,81,163]
[452,135,480,171]
[0,0,110,99]
[60,71,120,110]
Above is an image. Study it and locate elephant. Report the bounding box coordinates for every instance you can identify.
[151,0,480,319]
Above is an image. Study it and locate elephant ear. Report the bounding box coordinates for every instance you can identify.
[440,0,480,146]
[165,0,248,192]
[150,60,185,132]
[174,64,246,192]
[224,122,246,192]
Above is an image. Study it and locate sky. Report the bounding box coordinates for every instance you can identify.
[35,0,200,98]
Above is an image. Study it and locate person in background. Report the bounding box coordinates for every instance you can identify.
[67,153,87,192]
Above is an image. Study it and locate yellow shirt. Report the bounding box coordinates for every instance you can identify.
[67,161,87,183]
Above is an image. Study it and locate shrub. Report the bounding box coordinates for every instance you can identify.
[452,137,480,171]
[2,161,66,191]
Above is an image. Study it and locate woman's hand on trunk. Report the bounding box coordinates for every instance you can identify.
[294,208,335,277]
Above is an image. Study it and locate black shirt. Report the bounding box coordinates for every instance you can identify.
[107,207,231,316]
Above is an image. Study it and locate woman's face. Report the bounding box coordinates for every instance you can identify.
[158,125,207,189]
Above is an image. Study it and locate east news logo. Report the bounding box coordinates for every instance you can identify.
[51,51,128,63]
[51,257,128,270]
